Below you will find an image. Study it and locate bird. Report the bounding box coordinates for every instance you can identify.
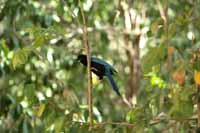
[77,54,121,96]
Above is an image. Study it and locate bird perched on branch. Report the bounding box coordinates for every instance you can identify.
[77,54,121,96]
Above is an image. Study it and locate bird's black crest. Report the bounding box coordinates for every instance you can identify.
[77,54,86,60]
[77,54,87,65]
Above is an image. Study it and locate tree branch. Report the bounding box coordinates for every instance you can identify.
[197,85,200,128]
[78,0,93,130]
[72,121,135,127]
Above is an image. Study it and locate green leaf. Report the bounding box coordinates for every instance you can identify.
[57,2,64,16]
[23,119,29,133]
[151,21,159,34]
[0,39,9,56]
[126,107,145,123]
[169,23,177,37]
[170,100,193,119]
[193,61,200,70]
[12,48,32,69]
[24,84,35,100]
[33,36,45,48]
[54,117,65,133]
[142,44,166,73]
[169,89,194,119]
[36,104,46,117]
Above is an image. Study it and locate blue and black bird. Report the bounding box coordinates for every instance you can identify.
[77,54,121,96]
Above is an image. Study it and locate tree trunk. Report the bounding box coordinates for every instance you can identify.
[125,34,141,106]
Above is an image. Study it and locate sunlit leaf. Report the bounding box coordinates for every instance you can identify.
[1,39,9,56]
[150,74,166,89]
[12,48,32,69]
[194,71,200,85]
[33,36,45,48]
[37,104,46,117]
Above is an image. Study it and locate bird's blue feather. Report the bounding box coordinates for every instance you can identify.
[105,68,121,96]
[91,57,117,74]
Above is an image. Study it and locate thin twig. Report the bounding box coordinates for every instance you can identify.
[78,0,93,130]
[95,122,135,127]
[72,121,135,127]
[156,0,167,23]
[197,85,200,128]
[71,116,197,128]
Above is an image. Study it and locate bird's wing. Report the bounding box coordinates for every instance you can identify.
[105,68,121,96]
[91,67,103,79]
[91,57,107,65]
[91,57,117,74]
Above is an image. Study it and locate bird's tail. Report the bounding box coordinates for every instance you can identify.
[106,72,121,96]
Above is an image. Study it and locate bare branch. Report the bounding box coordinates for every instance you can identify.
[78,0,93,130]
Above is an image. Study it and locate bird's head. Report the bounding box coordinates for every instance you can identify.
[77,54,87,65]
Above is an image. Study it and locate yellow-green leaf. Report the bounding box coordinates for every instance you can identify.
[194,71,200,85]
[33,36,45,48]
[12,48,32,69]
[54,117,64,133]
[151,21,159,34]
[36,104,46,117]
